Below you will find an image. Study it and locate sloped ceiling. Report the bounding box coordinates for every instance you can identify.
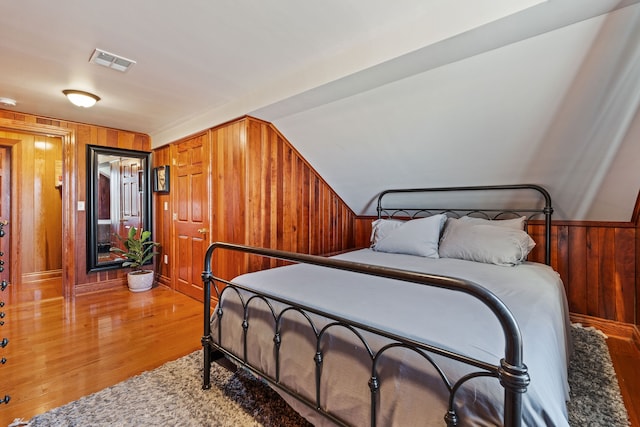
[261,2,640,221]
[1,0,639,220]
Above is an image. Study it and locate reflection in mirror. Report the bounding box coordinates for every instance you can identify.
[87,145,152,272]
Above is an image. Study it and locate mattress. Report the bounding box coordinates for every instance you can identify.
[210,249,572,426]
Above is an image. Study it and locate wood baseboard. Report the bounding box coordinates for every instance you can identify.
[21,269,63,284]
[75,278,127,295]
[155,274,172,288]
[570,312,640,350]
[75,271,171,296]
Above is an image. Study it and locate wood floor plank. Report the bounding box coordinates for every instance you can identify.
[607,337,640,427]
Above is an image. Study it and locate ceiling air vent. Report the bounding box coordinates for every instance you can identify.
[89,48,136,72]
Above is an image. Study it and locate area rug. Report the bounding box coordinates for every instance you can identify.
[17,325,629,426]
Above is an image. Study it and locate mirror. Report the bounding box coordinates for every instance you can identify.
[87,145,152,272]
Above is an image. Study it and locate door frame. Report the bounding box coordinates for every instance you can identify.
[0,118,76,297]
[0,141,15,287]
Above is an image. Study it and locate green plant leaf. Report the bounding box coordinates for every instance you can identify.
[109,227,160,271]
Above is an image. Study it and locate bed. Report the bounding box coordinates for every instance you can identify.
[201,184,572,426]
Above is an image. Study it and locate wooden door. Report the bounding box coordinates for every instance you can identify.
[173,134,210,301]
[0,146,10,289]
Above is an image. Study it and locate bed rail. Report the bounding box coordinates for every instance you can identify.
[376,184,553,265]
[201,242,531,427]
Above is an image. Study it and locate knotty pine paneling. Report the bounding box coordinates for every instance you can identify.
[354,217,638,325]
[0,109,151,296]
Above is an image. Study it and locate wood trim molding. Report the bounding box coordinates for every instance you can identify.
[21,269,63,284]
[0,117,69,136]
[155,274,171,288]
[0,137,20,287]
[74,278,127,295]
[533,219,635,228]
[0,116,76,298]
[636,189,640,329]
[570,313,640,350]
[632,188,640,226]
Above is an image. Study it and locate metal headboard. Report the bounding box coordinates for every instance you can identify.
[376,184,553,265]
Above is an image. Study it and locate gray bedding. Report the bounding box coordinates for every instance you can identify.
[211,249,572,426]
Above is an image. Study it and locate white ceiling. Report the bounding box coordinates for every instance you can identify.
[2,0,639,220]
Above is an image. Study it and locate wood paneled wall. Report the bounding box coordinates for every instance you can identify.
[240,119,354,255]
[152,145,172,287]
[155,117,356,290]
[0,110,151,296]
[210,117,355,276]
[354,217,638,326]
[544,221,636,325]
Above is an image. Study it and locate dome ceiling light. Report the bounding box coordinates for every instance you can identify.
[0,97,17,107]
[62,90,100,108]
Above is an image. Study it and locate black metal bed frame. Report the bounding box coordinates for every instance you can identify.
[201,184,553,427]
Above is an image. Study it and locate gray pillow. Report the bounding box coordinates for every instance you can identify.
[439,218,535,266]
[372,215,447,258]
[370,218,405,246]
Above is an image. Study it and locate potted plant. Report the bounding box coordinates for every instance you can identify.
[110,226,160,292]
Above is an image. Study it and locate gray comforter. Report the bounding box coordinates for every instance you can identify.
[211,249,572,426]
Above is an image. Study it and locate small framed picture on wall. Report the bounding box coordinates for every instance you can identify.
[153,165,170,193]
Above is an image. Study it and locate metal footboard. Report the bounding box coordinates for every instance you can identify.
[201,242,531,427]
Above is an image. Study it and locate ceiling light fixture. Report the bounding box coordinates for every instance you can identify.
[62,90,100,108]
[0,97,17,107]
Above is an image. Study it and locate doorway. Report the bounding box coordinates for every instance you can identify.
[0,131,63,303]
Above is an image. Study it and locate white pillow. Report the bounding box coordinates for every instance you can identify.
[458,215,527,230]
[372,215,447,258]
[439,219,535,266]
[370,218,405,246]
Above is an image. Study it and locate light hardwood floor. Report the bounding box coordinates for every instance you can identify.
[1,286,639,426]
[1,287,203,426]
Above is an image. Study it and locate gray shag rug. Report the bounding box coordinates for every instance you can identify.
[16,325,629,426]
[566,325,629,426]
